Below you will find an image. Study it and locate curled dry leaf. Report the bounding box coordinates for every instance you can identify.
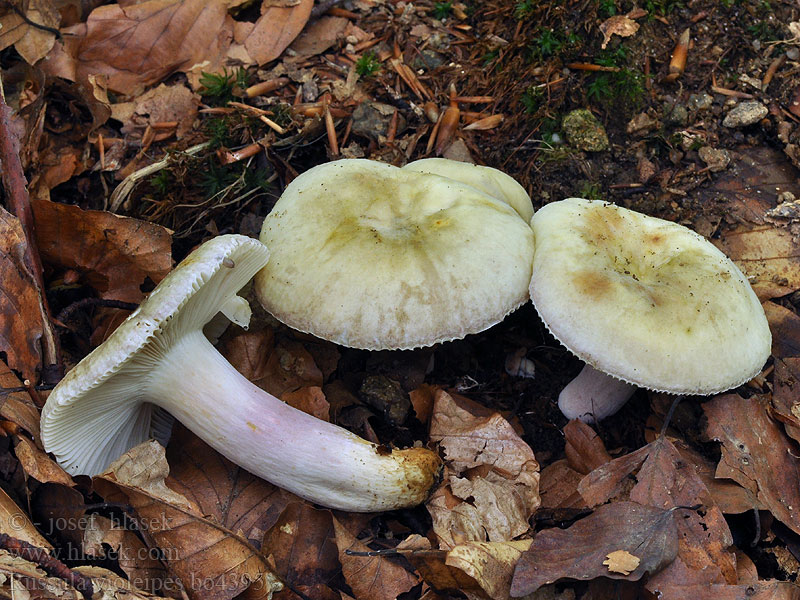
[511,502,678,596]
[563,419,612,474]
[32,198,172,303]
[115,84,200,140]
[0,362,42,441]
[94,440,283,600]
[14,435,74,486]
[427,389,540,549]
[82,514,170,595]
[281,386,329,421]
[704,394,800,536]
[333,517,418,600]
[0,208,45,383]
[237,0,314,65]
[405,534,532,600]
[599,15,640,49]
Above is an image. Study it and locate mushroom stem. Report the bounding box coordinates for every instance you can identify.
[557,364,637,423]
[148,330,441,512]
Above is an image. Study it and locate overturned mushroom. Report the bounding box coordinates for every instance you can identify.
[529,198,771,423]
[41,235,441,512]
[254,158,535,350]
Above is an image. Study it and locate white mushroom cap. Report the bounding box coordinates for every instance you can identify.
[254,158,535,350]
[530,198,771,395]
[402,158,534,222]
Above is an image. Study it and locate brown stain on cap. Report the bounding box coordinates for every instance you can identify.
[573,268,613,299]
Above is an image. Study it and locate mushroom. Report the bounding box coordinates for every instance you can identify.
[253,158,535,350]
[528,198,771,423]
[41,234,441,512]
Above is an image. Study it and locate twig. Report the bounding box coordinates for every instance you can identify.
[0,1,61,39]
[0,72,62,387]
[0,533,94,599]
[310,0,342,19]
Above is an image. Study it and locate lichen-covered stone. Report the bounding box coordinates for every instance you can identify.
[563,109,609,152]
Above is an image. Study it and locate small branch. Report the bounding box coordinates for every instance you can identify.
[0,533,94,599]
[56,298,139,327]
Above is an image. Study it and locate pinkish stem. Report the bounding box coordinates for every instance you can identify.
[558,364,637,423]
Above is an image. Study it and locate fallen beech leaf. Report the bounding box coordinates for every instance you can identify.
[118,84,200,140]
[95,440,283,600]
[538,459,586,509]
[241,0,313,65]
[221,329,324,397]
[0,486,52,550]
[564,419,612,474]
[701,147,800,300]
[165,426,298,548]
[82,514,170,595]
[704,394,800,536]
[281,386,329,421]
[32,197,172,303]
[0,0,59,64]
[763,301,800,442]
[14,435,74,486]
[599,15,640,49]
[446,540,532,600]
[651,581,800,599]
[428,389,539,548]
[261,503,339,600]
[0,363,42,441]
[580,437,736,586]
[289,15,349,57]
[0,207,45,382]
[511,502,678,596]
[604,550,640,575]
[42,0,233,95]
[333,517,418,600]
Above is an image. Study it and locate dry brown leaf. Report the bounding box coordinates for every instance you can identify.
[42,0,233,96]
[599,15,640,49]
[0,207,45,383]
[580,436,736,586]
[222,329,324,397]
[14,435,74,486]
[538,459,586,509]
[649,581,800,599]
[704,394,800,535]
[0,363,42,442]
[240,0,313,65]
[261,503,339,600]
[445,540,532,600]
[763,301,800,442]
[409,384,438,425]
[333,517,418,600]
[32,197,172,303]
[289,16,349,58]
[511,502,678,596]
[427,389,539,549]
[564,420,612,474]
[82,514,171,595]
[603,550,640,575]
[0,0,60,64]
[95,440,283,600]
[116,84,200,140]
[165,426,298,548]
[281,386,329,421]
[0,486,52,550]
[701,147,800,300]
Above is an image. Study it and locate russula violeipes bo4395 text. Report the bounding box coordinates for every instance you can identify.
[529,198,771,423]
[41,234,441,512]
[253,158,535,350]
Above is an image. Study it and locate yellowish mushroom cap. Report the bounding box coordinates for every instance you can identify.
[255,159,535,349]
[403,158,534,222]
[529,198,771,394]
